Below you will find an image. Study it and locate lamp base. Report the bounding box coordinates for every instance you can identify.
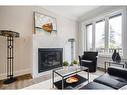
[3,77,17,84]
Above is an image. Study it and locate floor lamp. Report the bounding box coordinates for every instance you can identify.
[0,30,20,84]
[68,38,75,62]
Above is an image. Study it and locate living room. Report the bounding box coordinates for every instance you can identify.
[0,5,127,91]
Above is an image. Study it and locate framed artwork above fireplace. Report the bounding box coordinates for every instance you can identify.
[34,12,57,34]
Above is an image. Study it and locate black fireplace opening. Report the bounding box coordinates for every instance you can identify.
[38,48,63,73]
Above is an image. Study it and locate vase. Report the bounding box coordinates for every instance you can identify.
[112,49,117,61]
[115,52,121,62]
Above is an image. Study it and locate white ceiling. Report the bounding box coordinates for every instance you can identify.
[42,6,100,21]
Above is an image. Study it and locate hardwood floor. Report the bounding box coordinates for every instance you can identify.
[0,73,51,89]
[0,68,105,89]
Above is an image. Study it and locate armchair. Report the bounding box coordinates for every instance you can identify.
[79,51,98,72]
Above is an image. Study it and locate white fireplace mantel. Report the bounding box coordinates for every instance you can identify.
[32,34,71,78]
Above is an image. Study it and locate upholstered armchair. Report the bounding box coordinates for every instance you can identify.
[79,51,98,72]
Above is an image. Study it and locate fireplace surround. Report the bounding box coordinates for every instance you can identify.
[38,48,63,73]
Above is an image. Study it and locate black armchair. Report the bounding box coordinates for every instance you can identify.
[79,51,98,72]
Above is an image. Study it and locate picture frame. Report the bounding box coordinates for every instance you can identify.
[34,11,57,34]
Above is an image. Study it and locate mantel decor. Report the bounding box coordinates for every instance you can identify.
[34,12,57,34]
[0,30,20,84]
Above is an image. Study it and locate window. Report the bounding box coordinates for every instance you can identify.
[85,12,122,54]
[95,20,105,52]
[86,24,92,50]
[109,14,122,53]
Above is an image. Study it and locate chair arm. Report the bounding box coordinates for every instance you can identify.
[81,60,93,63]
[107,66,127,80]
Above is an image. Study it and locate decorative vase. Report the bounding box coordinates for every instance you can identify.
[115,52,121,62]
[112,49,117,61]
[63,66,68,71]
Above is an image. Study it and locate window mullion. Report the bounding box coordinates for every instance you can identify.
[92,22,95,51]
[105,17,109,52]
[84,25,87,51]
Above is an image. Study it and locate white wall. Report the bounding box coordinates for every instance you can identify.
[0,6,78,79]
[33,16,78,78]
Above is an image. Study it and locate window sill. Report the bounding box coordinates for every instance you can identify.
[98,53,112,58]
[98,53,126,60]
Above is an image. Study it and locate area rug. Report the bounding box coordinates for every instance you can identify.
[23,72,99,90]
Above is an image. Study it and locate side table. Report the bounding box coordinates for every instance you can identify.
[104,61,126,73]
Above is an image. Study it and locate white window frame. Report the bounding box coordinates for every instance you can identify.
[83,9,124,56]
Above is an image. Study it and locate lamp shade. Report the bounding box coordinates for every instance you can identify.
[0,30,20,37]
[68,38,75,42]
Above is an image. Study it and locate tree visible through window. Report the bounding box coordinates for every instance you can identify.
[85,13,122,54]
[109,14,122,53]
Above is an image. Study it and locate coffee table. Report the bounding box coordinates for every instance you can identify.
[52,66,89,89]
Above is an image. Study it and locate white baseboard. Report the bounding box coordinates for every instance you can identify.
[0,68,32,80]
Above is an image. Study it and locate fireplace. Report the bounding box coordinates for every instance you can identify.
[38,48,63,73]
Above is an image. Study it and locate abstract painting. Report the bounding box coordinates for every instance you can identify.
[34,12,57,34]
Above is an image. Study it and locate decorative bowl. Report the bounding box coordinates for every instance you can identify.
[66,76,78,83]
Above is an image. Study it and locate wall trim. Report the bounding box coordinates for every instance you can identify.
[0,68,32,80]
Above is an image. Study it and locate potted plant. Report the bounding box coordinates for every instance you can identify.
[73,60,78,65]
[63,61,69,66]
[71,60,78,67]
[63,61,69,70]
